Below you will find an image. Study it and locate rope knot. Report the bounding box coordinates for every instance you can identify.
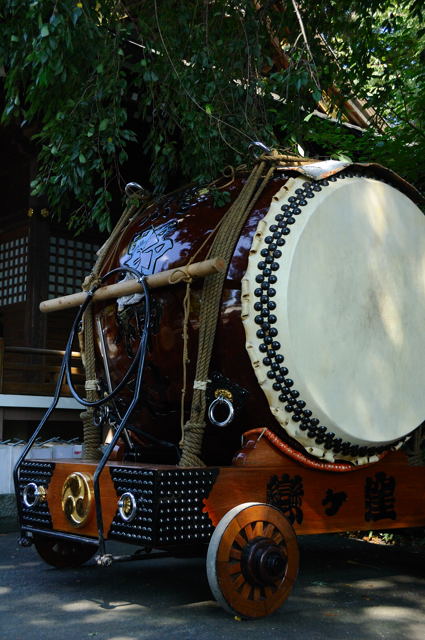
[85,378,99,391]
[82,273,102,292]
[168,267,193,285]
[193,379,210,391]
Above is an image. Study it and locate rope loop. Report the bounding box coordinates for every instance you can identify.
[168,267,193,285]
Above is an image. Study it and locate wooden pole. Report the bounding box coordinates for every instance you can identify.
[39,257,226,313]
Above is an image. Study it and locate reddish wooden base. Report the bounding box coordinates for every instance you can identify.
[203,432,425,534]
[25,431,425,541]
[21,432,425,620]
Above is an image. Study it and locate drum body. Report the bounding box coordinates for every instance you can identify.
[95,166,425,467]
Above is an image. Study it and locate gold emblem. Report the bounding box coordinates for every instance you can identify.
[214,388,233,401]
[61,472,94,528]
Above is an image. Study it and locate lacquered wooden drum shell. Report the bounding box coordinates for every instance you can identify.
[93,169,425,467]
[95,175,287,465]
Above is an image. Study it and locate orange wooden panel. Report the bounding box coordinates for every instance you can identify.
[47,461,118,538]
[203,439,425,534]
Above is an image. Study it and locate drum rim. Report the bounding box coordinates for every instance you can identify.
[242,170,423,465]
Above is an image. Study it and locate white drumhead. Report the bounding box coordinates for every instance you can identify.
[242,173,425,464]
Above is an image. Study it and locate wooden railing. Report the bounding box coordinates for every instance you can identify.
[0,338,85,396]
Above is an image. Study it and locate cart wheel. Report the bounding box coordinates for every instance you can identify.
[34,535,98,569]
[206,502,299,619]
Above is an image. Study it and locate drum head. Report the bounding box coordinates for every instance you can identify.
[242,172,425,464]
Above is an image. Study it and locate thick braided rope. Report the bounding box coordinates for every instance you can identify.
[179,161,276,466]
[79,201,147,459]
[80,306,101,459]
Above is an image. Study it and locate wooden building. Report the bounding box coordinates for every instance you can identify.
[0,125,102,441]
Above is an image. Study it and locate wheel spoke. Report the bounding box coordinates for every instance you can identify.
[263,523,275,538]
[230,547,242,560]
[243,524,255,540]
[264,585,276,599]
[272,531,284,544]
[228,561,241,575]
[234,533,247,549]
[240,582,252,600]
[253,586,262,601]
[232,573,246,589]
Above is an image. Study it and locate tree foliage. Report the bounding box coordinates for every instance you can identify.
[1,0,424,230]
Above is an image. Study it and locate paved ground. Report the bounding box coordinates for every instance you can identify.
[1,530,424,640]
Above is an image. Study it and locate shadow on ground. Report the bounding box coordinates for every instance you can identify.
[0,532,424,640]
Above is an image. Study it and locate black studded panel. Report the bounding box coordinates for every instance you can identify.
[109,467,156,545]
[19,460,55,529]
[108,466,219,546]
[156,468,219,546]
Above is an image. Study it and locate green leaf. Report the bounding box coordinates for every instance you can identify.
[40,25,49,38]
[79,153,86,164]
[99,119,108,132]
[72,8,82,26]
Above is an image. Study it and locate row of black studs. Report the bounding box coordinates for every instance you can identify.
[253,170,404,460]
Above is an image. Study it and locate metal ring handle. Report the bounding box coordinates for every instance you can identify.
[208,395,235,428]
[125,182,147,198]
[118,492,138,522]
[23,482,41,508]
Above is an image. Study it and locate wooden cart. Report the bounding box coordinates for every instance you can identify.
[14,161,425,619]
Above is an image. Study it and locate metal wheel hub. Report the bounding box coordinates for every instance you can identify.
[241,536,287,587]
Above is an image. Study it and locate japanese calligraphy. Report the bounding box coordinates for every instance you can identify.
[123,220,177,276]
[322,489,347,516]
[365,472,396,522]
[267,473,304,525]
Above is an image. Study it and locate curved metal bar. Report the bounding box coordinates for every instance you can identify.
[92,274,151,558]
[65,266,148,407]
[13,291,94,531]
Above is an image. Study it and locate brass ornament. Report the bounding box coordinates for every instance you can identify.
[214,388,233,401]
[61,472,94,528]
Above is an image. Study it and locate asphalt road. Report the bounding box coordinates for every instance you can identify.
[1,530,424,640]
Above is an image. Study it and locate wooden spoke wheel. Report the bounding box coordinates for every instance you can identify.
[34,535,98,569]
[206,502,299,619]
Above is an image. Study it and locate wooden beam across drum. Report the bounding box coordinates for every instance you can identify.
[39,257,226,313]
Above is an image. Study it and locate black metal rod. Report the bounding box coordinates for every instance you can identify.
[22,527,99,546]
[65,266,149,407]
[14,268,151,558]
[92,274,151,557]
[13,291,94,530]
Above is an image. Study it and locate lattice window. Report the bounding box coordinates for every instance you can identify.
[48,236,99,297]
[0,236,28,306]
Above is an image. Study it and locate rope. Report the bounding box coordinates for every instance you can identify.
[80,307,101,460]
[259,151,317,165]
[179,159,277,466]
[79,197,151,460]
